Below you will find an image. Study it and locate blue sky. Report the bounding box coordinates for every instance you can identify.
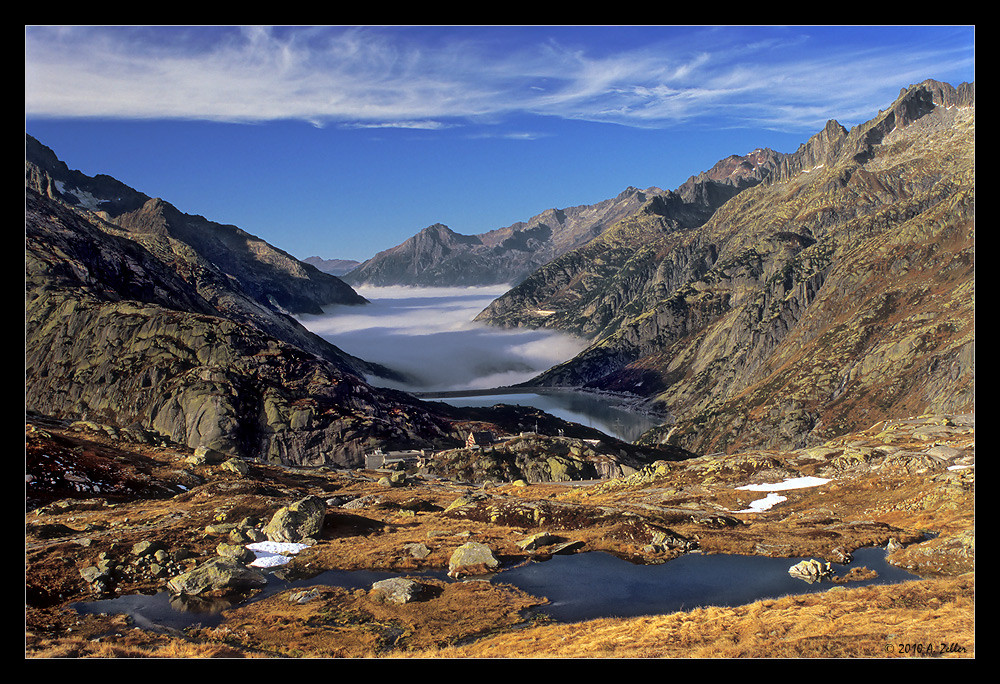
[25,25,975,263]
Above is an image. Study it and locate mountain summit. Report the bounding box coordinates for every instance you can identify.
[343,185,671,287]
[26,135,366,316]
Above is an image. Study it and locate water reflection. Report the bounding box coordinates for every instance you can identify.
[495,547,919,623]
[73,566,449,632]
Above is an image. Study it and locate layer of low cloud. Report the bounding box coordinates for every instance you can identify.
[25,25,974,134]
[298,285,588,392]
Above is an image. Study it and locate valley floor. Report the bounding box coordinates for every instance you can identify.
[25,413,975,659]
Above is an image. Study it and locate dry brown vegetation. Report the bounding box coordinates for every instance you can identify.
[26,413,974,659]
[411,574,974,659]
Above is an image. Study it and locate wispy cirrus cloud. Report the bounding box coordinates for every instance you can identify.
[25,25,974,134]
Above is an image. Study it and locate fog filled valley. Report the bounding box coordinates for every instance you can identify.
[298,285,588,393]
[296,286,664,443]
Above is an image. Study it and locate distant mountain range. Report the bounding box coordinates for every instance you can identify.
[342,185,672,287]
[340,145,792,290]
[302,256,361,276]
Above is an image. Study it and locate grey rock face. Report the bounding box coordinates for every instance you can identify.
[477,80,975,456]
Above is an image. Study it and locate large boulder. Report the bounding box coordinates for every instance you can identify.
[166,557,267,596]
[788,559,833,584]
[263,495,326,542]
[371,578,424,604]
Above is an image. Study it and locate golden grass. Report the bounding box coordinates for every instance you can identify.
[404,575,975,659]
[26,632,257,659]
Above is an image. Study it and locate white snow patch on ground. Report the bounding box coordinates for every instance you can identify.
[737,476,831,492]
[731,476,832,513]
[732,492,787,513]
[246,541,310,568]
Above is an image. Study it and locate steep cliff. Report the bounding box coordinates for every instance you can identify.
[478,80,975,455]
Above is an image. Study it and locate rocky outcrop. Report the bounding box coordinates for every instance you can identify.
[166,557,268,597]
[448,542,500,577]
[422,433,691,485]
[788,559,833,583]
[371,577,426,604]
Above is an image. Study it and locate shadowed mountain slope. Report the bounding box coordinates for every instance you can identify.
[26,135,366,316]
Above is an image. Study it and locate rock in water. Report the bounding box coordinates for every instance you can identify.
[788,559,833,583]
[166,557,267,596]
[448,541,500,577]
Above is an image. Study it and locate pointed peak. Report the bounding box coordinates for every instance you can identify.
[419,223,453,234]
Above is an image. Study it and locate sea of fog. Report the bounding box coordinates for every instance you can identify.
[297,285,587,393]
[296,285,662,441]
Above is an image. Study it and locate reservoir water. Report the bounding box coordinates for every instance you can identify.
[426,390,661,443]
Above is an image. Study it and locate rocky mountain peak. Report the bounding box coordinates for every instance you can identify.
[897,79,975,113]
[25,133,367,316]
[679,148,783,200]
[416,223,482,246]
[770,79,975,183]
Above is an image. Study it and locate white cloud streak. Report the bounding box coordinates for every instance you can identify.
[25,26,974,133]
